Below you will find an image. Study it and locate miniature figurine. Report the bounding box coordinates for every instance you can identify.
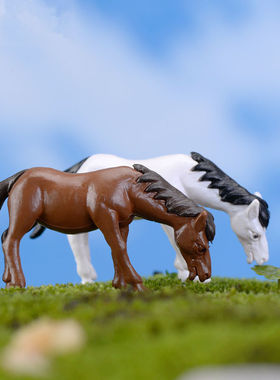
[30,152,270,284]
[0,164,215,289]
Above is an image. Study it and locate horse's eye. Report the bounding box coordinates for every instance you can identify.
[196,245,206,254]
[253,233,259,240]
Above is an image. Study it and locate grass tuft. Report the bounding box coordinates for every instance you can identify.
[0,274,278,380]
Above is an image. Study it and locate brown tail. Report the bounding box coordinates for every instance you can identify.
[0,170,26,210]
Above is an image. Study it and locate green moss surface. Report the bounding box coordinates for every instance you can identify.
[0,274,279,380]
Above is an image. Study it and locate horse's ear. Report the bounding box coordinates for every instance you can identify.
[194,210,208,232]
[247,199,260,220]
[254,191,262,199]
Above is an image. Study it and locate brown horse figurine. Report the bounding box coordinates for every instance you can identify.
[0,164,215,290]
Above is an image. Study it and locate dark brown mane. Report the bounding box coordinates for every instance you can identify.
[133,164,215,242]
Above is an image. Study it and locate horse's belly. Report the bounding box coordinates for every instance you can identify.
[38,202,94,233]
[38,219,98,235]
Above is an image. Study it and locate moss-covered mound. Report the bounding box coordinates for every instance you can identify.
[0,274,279,380]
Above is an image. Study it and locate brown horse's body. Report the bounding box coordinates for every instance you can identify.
[1,165,214,290]
[7,167,182,234]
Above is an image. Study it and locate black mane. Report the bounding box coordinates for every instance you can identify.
[133,164,215,242]
[191,152,270,228]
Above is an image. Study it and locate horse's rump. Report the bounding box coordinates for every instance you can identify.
[8,167,95,232]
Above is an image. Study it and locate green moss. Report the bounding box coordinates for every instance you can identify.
[0,275,279,380]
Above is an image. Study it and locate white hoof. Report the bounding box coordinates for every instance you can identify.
[81,278,95,285]
[193,276,212,283]
[78,266,97,284]
[177,270,190,282]
[204,277,211,284]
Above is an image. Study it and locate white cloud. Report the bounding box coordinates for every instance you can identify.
[0,0,279,190]
[0,0,4,18]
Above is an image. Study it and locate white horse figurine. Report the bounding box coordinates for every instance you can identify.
[30,152,270,283]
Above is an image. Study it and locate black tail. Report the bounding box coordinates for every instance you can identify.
[30,156,89,239]
[64,156,89,174]
[0,170,26,210]
[29,223,46,239]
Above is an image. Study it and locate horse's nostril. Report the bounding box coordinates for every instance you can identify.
[199,273,209,282]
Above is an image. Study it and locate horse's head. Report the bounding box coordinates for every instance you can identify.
[230,196,269,265]
[174,210,211,282]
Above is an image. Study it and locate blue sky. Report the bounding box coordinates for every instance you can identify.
[0,0,279,286]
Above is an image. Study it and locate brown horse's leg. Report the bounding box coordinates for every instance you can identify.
[119,225,147,292]
[1,229,11,283]
[2,235,26,288]
[120,224,129,242]
[3,193,42,288]
[94,211,143,290]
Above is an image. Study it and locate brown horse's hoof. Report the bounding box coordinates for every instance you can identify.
[133,283,148,292]
[6,281,25,289]
[2,271,11,283]
[6,283,17,289]
[112,278,127,289]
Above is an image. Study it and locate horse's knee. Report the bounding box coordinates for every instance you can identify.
[2,237,8,253]
[2,235,17,252]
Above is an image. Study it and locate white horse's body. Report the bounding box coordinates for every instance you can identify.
[64,153,269,284]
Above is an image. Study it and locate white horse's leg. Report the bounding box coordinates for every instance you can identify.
[67,233,97,284]
[160,224,190,282]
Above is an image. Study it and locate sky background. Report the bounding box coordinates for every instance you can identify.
[0,0,279,286]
